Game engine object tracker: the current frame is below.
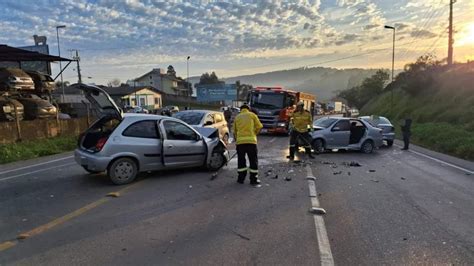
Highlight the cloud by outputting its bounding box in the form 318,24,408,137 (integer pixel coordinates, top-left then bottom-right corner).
364,24,380,30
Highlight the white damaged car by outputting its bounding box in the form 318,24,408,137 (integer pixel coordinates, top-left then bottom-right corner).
73,84,230,185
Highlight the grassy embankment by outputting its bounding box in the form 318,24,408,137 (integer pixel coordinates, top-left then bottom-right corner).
361,63,474,160
0,135,77,164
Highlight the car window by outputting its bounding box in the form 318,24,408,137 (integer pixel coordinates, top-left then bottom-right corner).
332,120,350,131
122,120,159,139
313,117,337,128
173,112,204,125
350,120,364,127
214,113,223,123
163,120,197,141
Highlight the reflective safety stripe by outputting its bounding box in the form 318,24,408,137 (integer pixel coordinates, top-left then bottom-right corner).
237,167,248,172
249,169,259,173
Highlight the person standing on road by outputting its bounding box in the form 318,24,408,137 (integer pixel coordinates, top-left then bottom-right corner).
288,101,315,160
232,103,263,187
224,106,233,134
401,118,412,150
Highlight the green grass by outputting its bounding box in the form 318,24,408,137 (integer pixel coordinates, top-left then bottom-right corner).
361,84,474,161
0,136,77,164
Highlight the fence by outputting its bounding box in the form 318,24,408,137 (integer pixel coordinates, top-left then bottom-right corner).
0,117,90,144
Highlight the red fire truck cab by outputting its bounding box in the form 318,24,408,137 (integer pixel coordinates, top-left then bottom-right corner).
248,87,316,134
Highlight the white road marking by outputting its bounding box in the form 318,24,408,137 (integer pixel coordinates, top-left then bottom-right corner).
394,144,474,174
269,137,276,143
0,162,76,182
0,155,74,176
306,165,334,266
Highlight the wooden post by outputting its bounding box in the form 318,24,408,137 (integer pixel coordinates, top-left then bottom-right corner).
13,104,22,142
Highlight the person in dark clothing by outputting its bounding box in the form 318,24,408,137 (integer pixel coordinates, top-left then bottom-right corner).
401,118,412,150
223,106,232,123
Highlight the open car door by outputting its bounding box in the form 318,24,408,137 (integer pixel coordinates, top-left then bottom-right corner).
71,83,123,119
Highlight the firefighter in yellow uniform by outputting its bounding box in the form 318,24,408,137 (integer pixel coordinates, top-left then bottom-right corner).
232,103,263,186
289,101,315,160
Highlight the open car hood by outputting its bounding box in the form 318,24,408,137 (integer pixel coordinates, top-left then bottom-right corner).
193,126,219,139
71,83,123,119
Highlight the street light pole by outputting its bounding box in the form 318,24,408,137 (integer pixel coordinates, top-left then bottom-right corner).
384,25,395,114
56,25,66,102
186,56,190,97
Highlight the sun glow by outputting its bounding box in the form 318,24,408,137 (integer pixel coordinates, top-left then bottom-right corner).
457,23,474,46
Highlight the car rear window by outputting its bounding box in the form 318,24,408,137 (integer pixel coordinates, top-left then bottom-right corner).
174,112,204,125
122,120,160,139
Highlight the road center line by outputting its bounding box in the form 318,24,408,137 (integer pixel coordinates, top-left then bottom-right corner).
306,165,334,266
0,180,144,253
393,144,474,174
0,155,74,176
0,162,77,182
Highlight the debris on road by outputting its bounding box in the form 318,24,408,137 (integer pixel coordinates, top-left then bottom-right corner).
210,173,218,180
370,179,380,183
22,218,27,222
333,171,342,175
106,192,120,198
322,161,333,165
310,207,327,215
188,185,193,189
272,174,279,179
288,169,294,173
347,172,351,176
368,169,376,172
306,176,316,181
284,176,292,181
347,161,362,167
230,230,251,241
50,194,54,198
331,165,338,168
401,177,406,180
17,233,30,240
403,238,408,241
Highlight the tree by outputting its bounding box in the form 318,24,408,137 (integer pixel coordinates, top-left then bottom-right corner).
107,78,121,87
167,65,176,77
197,71,224,85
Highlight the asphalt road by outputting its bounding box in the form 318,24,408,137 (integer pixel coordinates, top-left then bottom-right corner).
0,135,473,265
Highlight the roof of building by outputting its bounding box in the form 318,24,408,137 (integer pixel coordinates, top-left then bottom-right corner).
101,85,163,96
0,44,72,62
134,68,183,82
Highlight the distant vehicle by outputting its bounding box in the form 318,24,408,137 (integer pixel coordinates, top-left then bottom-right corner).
13,94,57,120
128,106,149,114
73,84,229,185
310,117,384,154
0,68,35,91
25,71,56,94
349,108,359,117
248,86,316,134
333,101,343,113
174,110,230,143
360,115,395,146
164,105,179,114
0,96,24,121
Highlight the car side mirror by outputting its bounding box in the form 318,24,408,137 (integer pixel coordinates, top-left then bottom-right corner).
195,134,202,141
204,121,213,126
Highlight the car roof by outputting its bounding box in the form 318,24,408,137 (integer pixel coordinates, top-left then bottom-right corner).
176,110,220,114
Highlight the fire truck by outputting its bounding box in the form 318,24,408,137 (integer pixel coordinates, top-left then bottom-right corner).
247,86,316,134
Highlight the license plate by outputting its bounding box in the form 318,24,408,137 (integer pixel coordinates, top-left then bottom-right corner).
261,129,268,133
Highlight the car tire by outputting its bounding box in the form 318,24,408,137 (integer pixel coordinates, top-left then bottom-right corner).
208,152,226,171
312,139,325,154
361,140,374,154
386,140,394,147
108,157,138,185
82,166,101,174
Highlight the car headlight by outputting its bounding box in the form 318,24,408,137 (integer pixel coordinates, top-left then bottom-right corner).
277,122,286,127
3,106,11,113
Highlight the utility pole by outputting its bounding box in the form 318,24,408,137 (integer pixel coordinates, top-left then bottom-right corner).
447,0,455,66
70,49,82,84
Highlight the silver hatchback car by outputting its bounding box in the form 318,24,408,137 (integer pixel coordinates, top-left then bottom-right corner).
310,117,384,154
73,84,230,185
173,110,230,143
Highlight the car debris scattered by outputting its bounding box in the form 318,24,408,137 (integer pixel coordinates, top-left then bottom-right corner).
106,192,120,198
368,169,376,172
401,177,406,180
284,176,292,181
310,207,327,215
333,171,342,175
370,179,379,183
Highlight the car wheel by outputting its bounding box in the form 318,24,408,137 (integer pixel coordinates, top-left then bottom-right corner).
361,140,374,154
108,158,138,185
208,152,225,171
82,166,101,174
386,140,394,147
312,139,325,154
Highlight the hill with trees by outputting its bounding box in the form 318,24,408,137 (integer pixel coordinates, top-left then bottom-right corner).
338,57,474,160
